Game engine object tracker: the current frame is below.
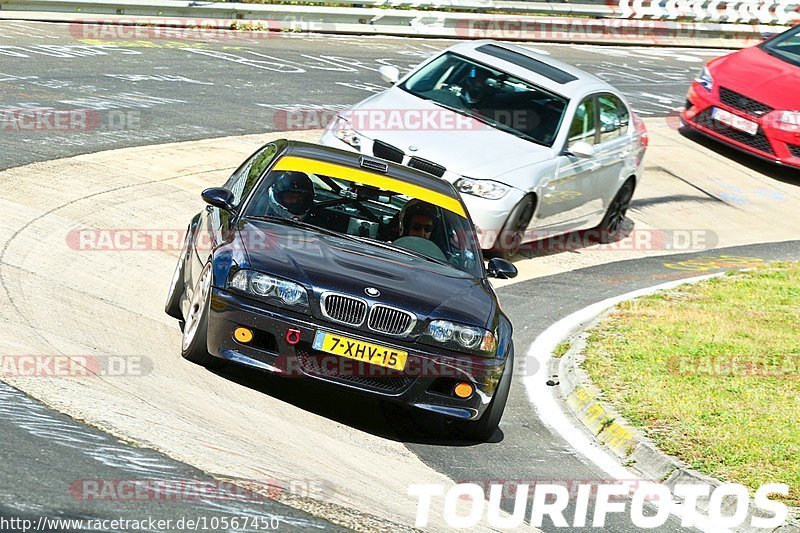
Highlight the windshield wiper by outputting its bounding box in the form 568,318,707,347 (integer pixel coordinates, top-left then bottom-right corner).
247,216,451,266
246,215,355,240
349,235,451,266
345,235,413,255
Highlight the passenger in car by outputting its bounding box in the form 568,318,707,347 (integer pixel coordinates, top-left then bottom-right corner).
399,200,438,240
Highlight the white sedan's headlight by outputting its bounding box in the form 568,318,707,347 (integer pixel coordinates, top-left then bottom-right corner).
333,116,361,149
455,177,509,200
229,270,308,308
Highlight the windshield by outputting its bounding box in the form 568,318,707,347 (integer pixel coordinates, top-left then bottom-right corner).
399,52,569,147
242,156,483,278
760,25,800,67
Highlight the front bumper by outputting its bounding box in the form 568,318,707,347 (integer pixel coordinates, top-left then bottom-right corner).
681,82,800,169
319,129,523,250
207,288,507,421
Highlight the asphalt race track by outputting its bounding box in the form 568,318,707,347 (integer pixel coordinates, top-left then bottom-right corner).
1,20,798,533
0,21,723,170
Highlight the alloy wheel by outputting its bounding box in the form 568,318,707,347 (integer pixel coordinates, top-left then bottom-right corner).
182,266,212,352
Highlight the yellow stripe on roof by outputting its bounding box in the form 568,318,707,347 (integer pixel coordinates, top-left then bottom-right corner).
273,156,467,218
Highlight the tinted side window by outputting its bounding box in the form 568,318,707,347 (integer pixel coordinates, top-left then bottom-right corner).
224,144,278,208
568,97,597,147
598,94,629,143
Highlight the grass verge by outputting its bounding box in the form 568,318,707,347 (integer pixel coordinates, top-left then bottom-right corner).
582,261,799,505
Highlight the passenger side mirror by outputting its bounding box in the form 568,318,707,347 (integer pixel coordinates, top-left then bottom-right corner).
487,258,518,279
379,65,401,85
567,141,596,159
201,187,235,211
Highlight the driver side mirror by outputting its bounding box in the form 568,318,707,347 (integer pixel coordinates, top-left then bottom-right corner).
379,65,400,85
567,141,597,159
487,258,518,279
201,187,235,211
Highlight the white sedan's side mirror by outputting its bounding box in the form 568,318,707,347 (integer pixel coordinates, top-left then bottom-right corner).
379,65,401,85
569,141,596,159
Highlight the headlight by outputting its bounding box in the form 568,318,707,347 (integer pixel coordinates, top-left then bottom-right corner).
229,269,309,309
425,319,497,356
771,110,800,133
695,66,713,92
455,177,509,200
333,116,361,149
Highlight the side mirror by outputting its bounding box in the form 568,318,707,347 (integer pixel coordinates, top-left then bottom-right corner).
201,187,235,211
487,258,518,279
568,141,596,159
379,65,400,85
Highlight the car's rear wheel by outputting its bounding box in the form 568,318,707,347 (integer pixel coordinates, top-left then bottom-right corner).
490,195,535,259
593,179,634,244
180,263,222,369
453,349,513,442
164,230,189,320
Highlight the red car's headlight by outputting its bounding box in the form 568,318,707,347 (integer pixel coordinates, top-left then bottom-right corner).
764,110,800,133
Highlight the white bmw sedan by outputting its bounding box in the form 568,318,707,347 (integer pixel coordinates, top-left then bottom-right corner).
321,40,648,258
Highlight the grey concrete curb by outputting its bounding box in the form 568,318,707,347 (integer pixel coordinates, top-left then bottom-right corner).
0,0,792,48
553,287,800,532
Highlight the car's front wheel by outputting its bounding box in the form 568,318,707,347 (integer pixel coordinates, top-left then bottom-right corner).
453,349,513,442
490,195,535,259
180,263,221,369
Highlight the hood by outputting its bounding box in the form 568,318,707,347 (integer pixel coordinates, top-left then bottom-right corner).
238,220,497,329
345,88,555,183
710,46,800,110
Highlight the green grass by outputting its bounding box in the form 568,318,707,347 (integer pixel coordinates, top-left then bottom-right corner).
582,262,800,505
553,340,571,358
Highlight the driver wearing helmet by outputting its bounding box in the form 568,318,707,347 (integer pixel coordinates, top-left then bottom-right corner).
264,171,315,220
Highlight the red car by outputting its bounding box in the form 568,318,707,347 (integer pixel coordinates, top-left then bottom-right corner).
681,24,800,169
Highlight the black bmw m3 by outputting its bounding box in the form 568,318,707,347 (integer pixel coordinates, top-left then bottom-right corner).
165,139,518,440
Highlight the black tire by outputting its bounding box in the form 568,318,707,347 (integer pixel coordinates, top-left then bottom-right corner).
453,349,514,442
180,264,222,369
593,179,634,244
165,229,190,320
489,196,535,260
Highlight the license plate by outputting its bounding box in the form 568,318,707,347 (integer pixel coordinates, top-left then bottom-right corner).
312,331,407,371
711,107,758,135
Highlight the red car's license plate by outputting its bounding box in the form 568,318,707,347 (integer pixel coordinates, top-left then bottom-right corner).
711,107,758,136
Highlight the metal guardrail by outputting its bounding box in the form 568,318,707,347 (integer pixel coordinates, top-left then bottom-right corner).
0,0,617,16
0,0,796,48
